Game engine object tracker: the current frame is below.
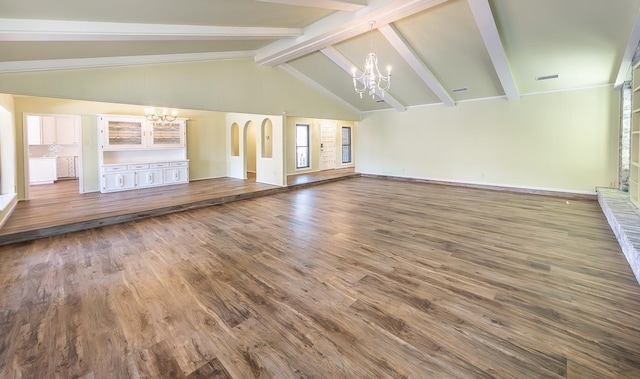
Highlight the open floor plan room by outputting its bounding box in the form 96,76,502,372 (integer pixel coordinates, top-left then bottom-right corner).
1,177,639,378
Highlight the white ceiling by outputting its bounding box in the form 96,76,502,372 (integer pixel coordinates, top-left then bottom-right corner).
1,0,640,113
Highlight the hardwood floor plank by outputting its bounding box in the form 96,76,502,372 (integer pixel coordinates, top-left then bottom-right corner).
1,177,639,378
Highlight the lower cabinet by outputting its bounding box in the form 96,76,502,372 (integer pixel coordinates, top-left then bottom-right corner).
29,157,58,185
101,160,188,193
103,171,136,191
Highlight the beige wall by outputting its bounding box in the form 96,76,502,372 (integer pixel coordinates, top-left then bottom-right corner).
286,117,356,175
356,86,620,193
0,94,16,195
13,96,227,198
0,59,360,121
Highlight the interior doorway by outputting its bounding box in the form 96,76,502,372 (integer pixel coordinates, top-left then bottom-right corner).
23,113,82,200
244,121,257,181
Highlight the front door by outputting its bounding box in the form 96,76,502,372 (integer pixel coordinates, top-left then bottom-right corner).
320,123,336,171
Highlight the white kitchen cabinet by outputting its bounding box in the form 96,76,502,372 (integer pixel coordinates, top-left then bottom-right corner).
97,114,189,193
137,169,164,188
29,157,57,185
100,160,188,193
163,162,189,184
100,115,147,150
28,115,78,145
56,116,78,144
56,156,78,179
150,122,186,148
102,169,136,192
41,116,57,145
99,115,186,151
27,115,42,145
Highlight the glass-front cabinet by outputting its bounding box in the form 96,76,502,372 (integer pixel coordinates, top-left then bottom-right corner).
150,121,185,148
99,116,186,150
100,115,147,150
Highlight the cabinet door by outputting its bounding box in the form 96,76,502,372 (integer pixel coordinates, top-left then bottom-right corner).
27,115,42,145
41,116,57,145
103,172,136,192
163,167,188,184
29,158,57,184
100,116,147,150
56,116,77,145
56,157,70,178
137,169,164,188
149,120,185,148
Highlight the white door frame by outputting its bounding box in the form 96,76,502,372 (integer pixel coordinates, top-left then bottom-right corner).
22,113,83,200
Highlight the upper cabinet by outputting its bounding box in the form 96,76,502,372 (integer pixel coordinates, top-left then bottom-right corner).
99,115,186,151
27,114,79,145
100,115,147,150
150,122,185,148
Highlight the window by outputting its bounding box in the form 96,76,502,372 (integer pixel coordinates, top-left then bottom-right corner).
231,123,239,156
296,124,309,169
342,126,352,164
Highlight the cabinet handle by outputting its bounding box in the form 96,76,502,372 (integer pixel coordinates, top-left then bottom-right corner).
148,172,153,184
118,174,124,187
173,170,179,181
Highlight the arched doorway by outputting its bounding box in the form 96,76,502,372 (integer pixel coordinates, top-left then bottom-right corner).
243,121,256,181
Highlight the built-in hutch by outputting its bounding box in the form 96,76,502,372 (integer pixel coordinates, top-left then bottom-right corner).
97,114,188,193
631,63,640,207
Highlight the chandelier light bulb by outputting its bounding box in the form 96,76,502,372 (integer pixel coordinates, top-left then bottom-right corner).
352,20,392,100
144,107,178,125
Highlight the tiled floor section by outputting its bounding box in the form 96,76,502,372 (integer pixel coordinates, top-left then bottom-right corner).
597,187,640,285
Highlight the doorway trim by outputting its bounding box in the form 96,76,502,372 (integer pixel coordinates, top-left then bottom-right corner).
22,113,83,200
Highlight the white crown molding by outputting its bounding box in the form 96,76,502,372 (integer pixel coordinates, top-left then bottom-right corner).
255,0,449,66
255,0,366,12
0,51,256,73
0,18,302,41
279,64,362,115
466,0,519,101
320,46,406,112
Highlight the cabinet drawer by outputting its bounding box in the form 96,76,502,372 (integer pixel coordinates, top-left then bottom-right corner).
150,162,170,168
170,161,188,167
103,165,128,172
127,163,149,170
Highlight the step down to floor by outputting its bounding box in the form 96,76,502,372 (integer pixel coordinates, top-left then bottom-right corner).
597,187,640,285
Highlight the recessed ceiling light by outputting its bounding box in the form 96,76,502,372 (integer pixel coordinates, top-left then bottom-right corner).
452,87,468,93
536,74,559,81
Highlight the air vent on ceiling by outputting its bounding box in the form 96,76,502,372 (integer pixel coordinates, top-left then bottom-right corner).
452,87,468,93
536,74,559,81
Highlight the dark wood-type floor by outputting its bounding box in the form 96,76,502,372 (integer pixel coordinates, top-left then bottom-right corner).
0,168,357,245
1,177,640,378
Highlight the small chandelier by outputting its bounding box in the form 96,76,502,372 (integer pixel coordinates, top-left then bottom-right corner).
144,107,177,124
351,21,391,99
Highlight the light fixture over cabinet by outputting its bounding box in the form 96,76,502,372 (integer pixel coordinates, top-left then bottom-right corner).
144,107,178,124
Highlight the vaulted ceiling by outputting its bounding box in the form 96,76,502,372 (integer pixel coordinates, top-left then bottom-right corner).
2,0,640,113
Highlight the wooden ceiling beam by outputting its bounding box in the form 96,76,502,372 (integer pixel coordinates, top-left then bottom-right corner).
255,0,366,12
255,0,449,66
378,23,455,107
466,0,519,101
0,18,302,41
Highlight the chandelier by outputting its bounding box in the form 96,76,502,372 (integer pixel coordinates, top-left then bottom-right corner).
144,107,178,124
351,21,391,99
